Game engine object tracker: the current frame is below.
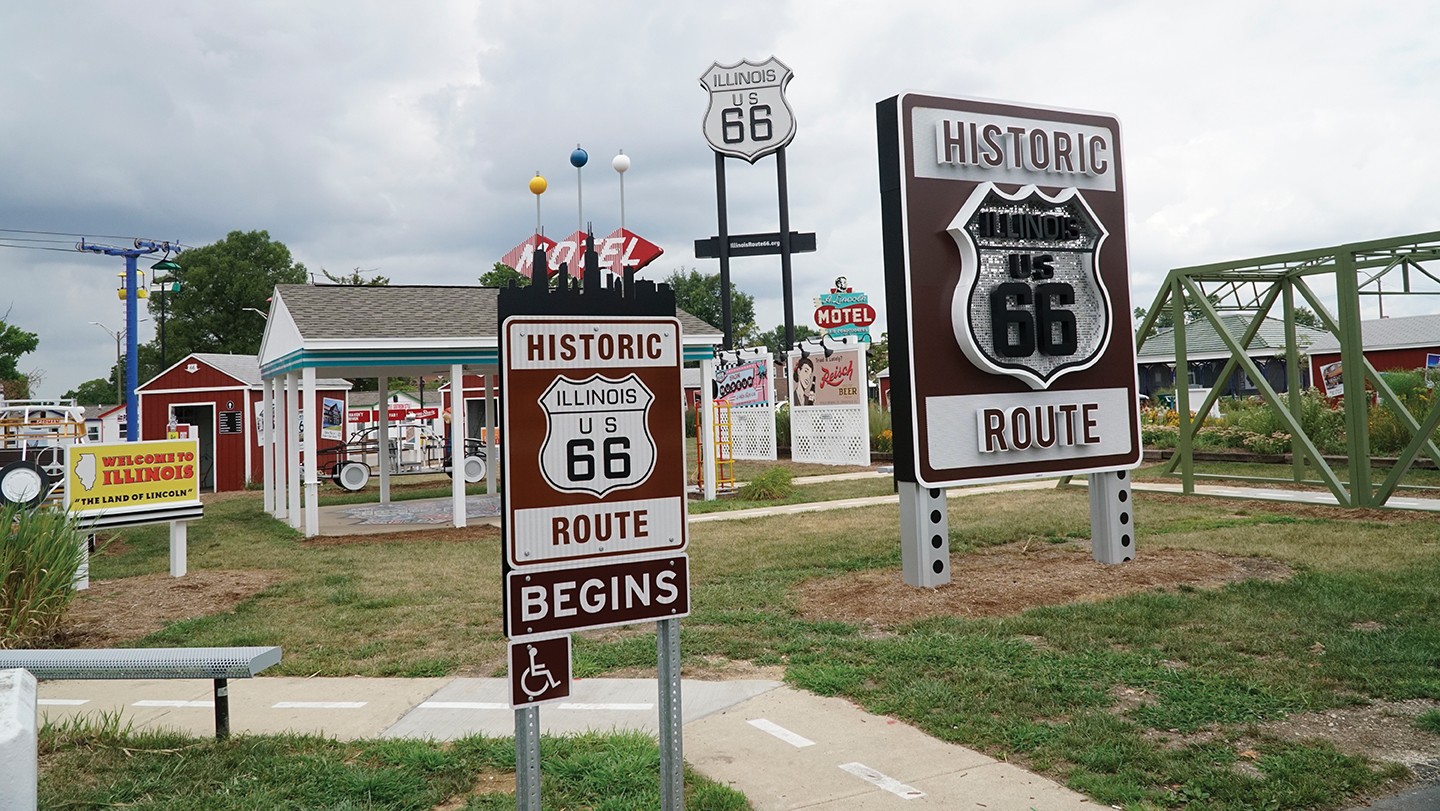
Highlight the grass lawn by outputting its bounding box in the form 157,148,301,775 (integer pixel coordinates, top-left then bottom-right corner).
55,467,1440,809
39,720,748,810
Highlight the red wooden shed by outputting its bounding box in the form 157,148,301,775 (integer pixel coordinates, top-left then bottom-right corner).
137,353,351,492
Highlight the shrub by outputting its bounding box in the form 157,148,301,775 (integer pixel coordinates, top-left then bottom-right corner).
868,403,892,453
2,505,88,648
775,404,790,448
738,467,793,501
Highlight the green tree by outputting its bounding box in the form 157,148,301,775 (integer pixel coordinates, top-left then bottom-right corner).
1293,306,1322,329
479,262,530,287
757,323,820,357
321,267,389,286
0,314,39,382
664,268,757,346
142,230,307,375
63,378,115,406
866,333,889,383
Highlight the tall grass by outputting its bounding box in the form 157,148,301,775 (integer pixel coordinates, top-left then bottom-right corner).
1,504,87,648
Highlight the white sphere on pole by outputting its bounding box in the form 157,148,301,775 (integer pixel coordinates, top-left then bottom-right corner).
612,152,631,174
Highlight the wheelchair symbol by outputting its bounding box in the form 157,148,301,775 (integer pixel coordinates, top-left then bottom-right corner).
519,643,561,699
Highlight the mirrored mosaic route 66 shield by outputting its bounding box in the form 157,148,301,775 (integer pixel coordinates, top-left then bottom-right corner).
502,317,688,569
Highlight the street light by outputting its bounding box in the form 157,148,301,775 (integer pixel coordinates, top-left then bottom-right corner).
151,259,182,369
90,320,146,405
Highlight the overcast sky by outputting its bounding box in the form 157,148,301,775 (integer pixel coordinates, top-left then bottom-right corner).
3,1,1438,398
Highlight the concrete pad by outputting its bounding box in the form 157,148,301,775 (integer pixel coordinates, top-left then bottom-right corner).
35,677,448,739
382,678,780,740
686,686,1106,811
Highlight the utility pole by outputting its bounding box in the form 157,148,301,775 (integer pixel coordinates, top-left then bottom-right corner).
78,239,181,441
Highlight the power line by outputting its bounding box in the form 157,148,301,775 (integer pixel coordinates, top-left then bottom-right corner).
0,242,84,254
0,226,180,243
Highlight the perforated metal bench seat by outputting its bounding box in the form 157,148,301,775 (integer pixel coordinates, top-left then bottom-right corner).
0,646,282,738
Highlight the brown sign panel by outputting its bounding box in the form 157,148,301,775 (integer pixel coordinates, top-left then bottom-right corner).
508,635,572,708
877,93,1141,487
501,316,688,568
505,554,690,638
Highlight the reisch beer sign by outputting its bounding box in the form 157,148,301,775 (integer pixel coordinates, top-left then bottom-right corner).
877,93,1141,487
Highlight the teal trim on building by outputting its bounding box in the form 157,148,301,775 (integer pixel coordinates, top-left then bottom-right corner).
261,345,716,379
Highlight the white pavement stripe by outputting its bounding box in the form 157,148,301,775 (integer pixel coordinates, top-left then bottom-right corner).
557,702,652,711
38,699,89,706
272,701,368,709
134,700,214,708
746,718,815,748
419,701,510,710
838,762,925,800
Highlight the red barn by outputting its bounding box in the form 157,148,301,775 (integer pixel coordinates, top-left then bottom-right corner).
137,353,351,492
1307,313,1440,396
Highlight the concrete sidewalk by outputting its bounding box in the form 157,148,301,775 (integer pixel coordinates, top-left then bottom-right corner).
34,676,1106,810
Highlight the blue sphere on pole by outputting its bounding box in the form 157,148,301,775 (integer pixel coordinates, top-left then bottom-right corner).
570,146,589,168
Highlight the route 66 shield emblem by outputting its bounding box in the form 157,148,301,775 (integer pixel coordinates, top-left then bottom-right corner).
947,183,1112,390
539,374,656,498
699,56,797,163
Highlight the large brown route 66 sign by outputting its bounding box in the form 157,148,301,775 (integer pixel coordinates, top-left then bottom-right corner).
501,316,688,569
877,93,1142,487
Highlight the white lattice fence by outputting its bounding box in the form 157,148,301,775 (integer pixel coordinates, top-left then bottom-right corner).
729,405,776,460
791,405,870,466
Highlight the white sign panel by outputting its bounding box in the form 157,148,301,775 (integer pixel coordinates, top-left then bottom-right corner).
699,56,797,163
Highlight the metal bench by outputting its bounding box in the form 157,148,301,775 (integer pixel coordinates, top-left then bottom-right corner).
0,646,281,739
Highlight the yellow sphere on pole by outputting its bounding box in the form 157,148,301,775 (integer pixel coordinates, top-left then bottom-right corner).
529,173,547,195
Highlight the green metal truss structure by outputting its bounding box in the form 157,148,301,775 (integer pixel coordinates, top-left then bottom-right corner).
1134,230,1440,507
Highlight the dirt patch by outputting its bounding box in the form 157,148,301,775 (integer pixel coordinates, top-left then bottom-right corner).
58,570,283,647
303,524,501,546
1264,699,1440,778
432,766,514,810
795,543,1291,628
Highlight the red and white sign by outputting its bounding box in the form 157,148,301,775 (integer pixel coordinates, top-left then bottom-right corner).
814,302,876,329
499,229,664,279
347,407,439,424
501,316,688,569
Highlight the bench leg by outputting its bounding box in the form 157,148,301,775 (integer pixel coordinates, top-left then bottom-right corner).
213,678,229,740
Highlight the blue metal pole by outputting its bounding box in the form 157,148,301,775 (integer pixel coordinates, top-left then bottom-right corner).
125,252,139,441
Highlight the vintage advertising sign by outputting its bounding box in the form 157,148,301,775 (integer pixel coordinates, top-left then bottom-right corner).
813,277,876,343
64,438,201,515
502,316,688,568
790,347,864,407
699,56,797,163
499,230,663,280
508,635,572,708
713,348,771,407
877,93,1141,486
506,554,690,638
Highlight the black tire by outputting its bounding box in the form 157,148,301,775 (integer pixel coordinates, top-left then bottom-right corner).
336,461,371,492
0,460,50,509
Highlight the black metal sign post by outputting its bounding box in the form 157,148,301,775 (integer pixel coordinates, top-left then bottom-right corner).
699,56,802,349
498,236,688,811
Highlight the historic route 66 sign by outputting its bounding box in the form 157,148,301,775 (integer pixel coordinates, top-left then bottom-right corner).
699,56,797,162
949,183,1111,390
539,373,657,498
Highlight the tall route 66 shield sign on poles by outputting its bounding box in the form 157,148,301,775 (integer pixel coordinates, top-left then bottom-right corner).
877,93,1142,487
699,56,797,163
502,317,688,571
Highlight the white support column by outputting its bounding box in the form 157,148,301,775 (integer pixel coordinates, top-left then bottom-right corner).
286,373,301,530
485,373,496,495
74,537,90,591
303,366,320,537
273,376,289,521
169,521,188,577
378,376,391,505
700,358,717,501
261,377,275,515
451,364,466,527
1088,470,1135,564
0,669,38,810
899,482,950,588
